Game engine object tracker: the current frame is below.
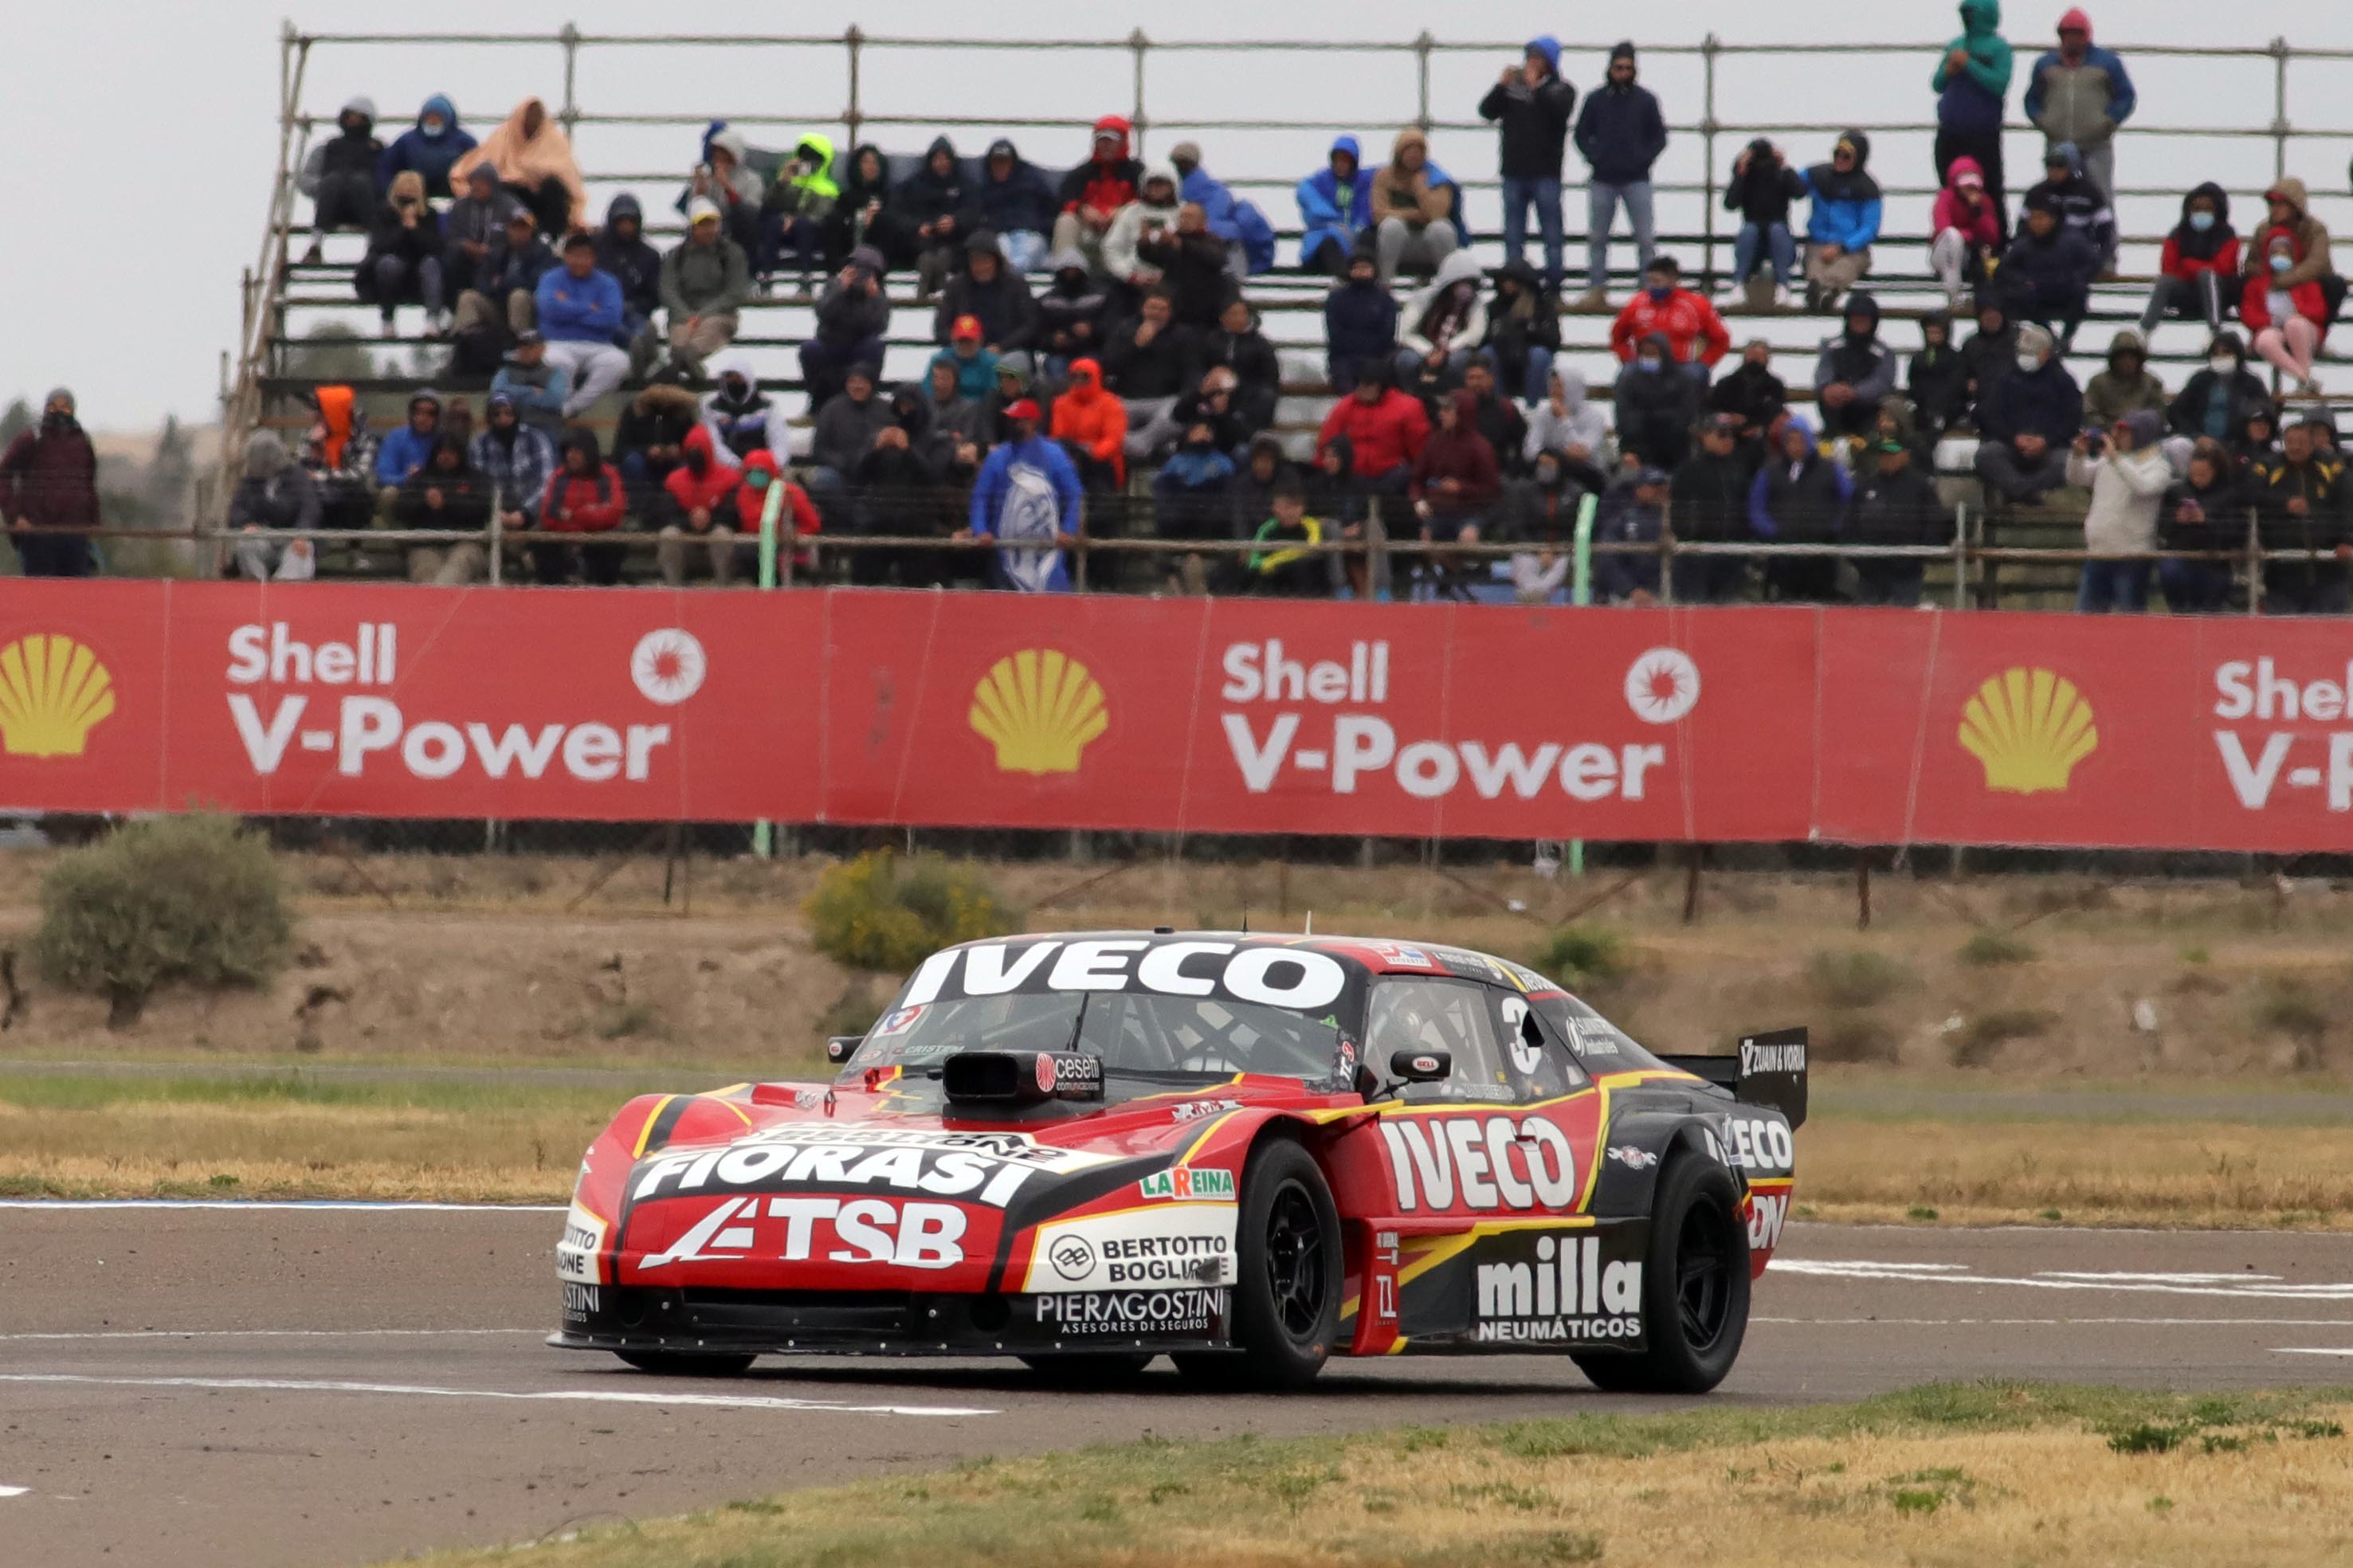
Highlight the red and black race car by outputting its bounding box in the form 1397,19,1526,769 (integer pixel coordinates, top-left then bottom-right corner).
552,931,1804,1392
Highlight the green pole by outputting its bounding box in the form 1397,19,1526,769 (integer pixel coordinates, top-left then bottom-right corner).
751,481,785,860
1567,492,1598,876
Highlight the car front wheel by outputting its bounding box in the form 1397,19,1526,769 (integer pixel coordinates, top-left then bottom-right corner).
1175,1138,1340,1390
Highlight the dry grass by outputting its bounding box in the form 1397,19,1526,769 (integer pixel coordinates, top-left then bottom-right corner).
390,1385,2353,1567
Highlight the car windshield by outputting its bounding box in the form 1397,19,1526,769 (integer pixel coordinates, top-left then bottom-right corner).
842,990,1343,1107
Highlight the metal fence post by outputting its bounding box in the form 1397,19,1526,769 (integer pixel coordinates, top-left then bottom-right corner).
559,23,581,146
1130,28,1150,155
2245,509,2263,616
845,25,865,150
2270,37,2290,182
1951,504,1969,609
1700,33,1720,287
486,505,504,585
1414,31,1433,132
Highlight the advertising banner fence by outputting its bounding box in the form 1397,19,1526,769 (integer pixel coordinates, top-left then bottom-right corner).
6,581,2347,854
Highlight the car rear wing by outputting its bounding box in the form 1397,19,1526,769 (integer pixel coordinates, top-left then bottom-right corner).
1659,1026,1807,1130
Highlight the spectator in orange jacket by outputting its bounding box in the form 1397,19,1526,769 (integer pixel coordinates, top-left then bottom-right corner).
1608,257,1729,384
1050,357,1129,488
657,425,746,585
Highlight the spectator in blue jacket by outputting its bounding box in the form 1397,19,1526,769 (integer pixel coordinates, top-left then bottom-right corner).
1479,37,1578,292
1298,137,1375,274
534,233,629,417
372,389,442,517
1170,143,1277,276
1324,241,1400,395
1573,41,1668,308
976,139,1058,274
1800,132,1881,313
2025,8,2135,200
1974,323,2083,503
489,331,571,437
2021,142,2116,269
378,95,476,198
959,399,1082,592
1933,0,2014,229
1747,415,1853,602
1997,189,2100,349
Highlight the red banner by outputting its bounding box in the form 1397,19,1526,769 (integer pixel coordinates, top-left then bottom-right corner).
3,580,2347,854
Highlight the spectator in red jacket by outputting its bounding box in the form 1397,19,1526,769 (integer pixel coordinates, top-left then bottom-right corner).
2242,182,2332,394
1316,359,1432,508
732,449,822,576
2141,183,2239,344
1051,116,1143,270
1608,257,1729,385
1929,157,2002,312
657,425,747,586
0,389,100,577
1412,390,1502,590
534,429,629,585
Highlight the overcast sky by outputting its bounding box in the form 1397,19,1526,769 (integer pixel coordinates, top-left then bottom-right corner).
8,0,2352,431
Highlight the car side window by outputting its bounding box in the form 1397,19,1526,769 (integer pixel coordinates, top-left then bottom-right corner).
1494,990,1588,1102
1366,978,1516,1103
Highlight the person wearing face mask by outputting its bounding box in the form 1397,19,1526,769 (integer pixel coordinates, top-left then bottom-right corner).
378,95,476,202
1747,415,1850,602
657,426,747,586
535,429,629,587
2143,185,2239,342
700,354,790,461
2241,179,2336,395
1972,323,2082,505
2167,333,2277,453
394,435,492,584
1395,249,1492,398
2068,409,2171,613
1956,292,2022,424
1614,331,1702,471
1610,257,1731,386
300,96,384,264
1708,339,1787,451
1799,131,1881,313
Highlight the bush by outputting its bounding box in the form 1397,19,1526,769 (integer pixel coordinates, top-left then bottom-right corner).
1805,949,1915,1009
1950,1008,2057,1067
33,813,295,1028
805,850,1012,973
1527,923,1629,993
1959,929,2038,967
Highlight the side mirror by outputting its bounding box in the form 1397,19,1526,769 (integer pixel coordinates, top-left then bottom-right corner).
824,1034,862,1064
1390,1049,1453,1083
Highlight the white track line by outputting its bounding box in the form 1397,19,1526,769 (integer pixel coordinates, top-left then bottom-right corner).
1769,1259,2353,1302
0,1200,564,1212
0,1328,541,1343
0,1373,994,1417
2273,1348,2353,1358
0,1486,26,1499
1761,1316,2353,1327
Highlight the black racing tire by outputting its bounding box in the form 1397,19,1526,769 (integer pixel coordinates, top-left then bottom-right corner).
1573,1151,1750,1394
1018,1352,1157,1383
615,1349,759,1377
1174,1138,1341,1391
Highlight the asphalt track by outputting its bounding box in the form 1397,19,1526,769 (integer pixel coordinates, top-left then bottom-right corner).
5,1206,2352,1568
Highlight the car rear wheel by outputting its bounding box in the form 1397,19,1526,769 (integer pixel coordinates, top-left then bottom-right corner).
1174,1139,1340,1391
1573,1151,1750,1394
1018,1352,1156,1382
616,1349,758,1377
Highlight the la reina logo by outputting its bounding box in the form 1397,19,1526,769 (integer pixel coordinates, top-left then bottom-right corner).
0,633,116,760
968,649,1108,775
1958,667,2097,794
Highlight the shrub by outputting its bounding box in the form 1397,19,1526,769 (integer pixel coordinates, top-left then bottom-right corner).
1959,929,2037,966
1950,1008,2057,1067
1814,1013,1899,1064
1528,923,1629,992
1805,949,1915,1009
805,850,1012,973
32,813,295,1028
2252,978,2328,1045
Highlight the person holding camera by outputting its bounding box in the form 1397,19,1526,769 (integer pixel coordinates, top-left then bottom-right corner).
2067,409,2171,613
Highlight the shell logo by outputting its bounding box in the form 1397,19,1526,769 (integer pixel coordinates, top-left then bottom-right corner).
1958,667,2097,794
0,633,116,759
969,649,1108,775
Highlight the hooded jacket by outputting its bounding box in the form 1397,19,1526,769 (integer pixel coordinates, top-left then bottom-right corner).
228,433,321,534
1482,260,1561,368
701,355,791,459
1573,45,1669,184
1708,357,1789,435
308,96,382,186
1102,165,1186,281
2083,331,2168,427
810,382,896,477
1958,309,2022,413
833,143,908,260
1316,378,1432,477
469,400,558,519
1049,359,1129,482
1137,219,1238,329
1401,250,1492,358
2159,184,2240,283
2025,13,2138,148
1324,259,1400,369
763,132,841,221
613,381,702,487
1037,252,1113,355
1908,315,1970,433
971,432,1082,594
936,254,1037,350
1934,0,2014,137
1297,135,1376,265
1669,440,1753,546
2168,346,2274,445
1724,140,1806,228
2067,422,2173,556
378,95,476,195
1614,334,1700,468
1802,132,1883,251
2022,143,2116,255
693,125,768,213
660,230,752,318
1412,392,1502,516
489,348,571,435
1932,158,2004,249
539,430,627,534
1059,116,1142,216
662,425,743,519
1371,130,1454,229
1998,217,2100,319
977,139,1058,234
394,436,492,532
733,450,822,538
595,194,663,316
897,136,974,234
1747,418,1853,543
813,248,894,347
449,97,586,227
2243,178,2334,295
443,178,522,278
1814,294,1898,405
1610,281,1731,366
375,393,443,486
1479,37,1578,179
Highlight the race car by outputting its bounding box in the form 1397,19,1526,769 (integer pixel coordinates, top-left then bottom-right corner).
551,931,1804,1392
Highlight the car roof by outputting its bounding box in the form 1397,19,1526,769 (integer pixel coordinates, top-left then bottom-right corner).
948,930,1567,995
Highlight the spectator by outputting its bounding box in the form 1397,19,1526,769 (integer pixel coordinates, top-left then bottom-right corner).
2159,437,2245,612
1370,129,1461,286
356,171,445,339
1724,139,1806,312
1479,260,1561,406
533,429,628,586
1957,292,2022,421
453,208,554,346
612,374,701,515
1615,331,1701,470
1297,135,1375,275
1708,339,1787,446
1242,481,1332,598
1102,290,1200,461
935,233,1038,352
1168,143,1277,277
1152,421,1240,592
1480,36,1578,292
443,163,520,297
1324,241,1399,395
900,136,975,298
441,394,477,449
743,447,825,576
657,426,747,587
1908,312,1969,441
1459,359,1527,477
1672,414,1758,602
594,194,663,374
981,353,1053,448
1203,297,1282,443
2142,184,2238,342
1037,249,1113,377
659,199,751,375
1505,449,1592,603
1227,435,1294,540
1930,157,2002,312
1799,131,1881,313
1411,390,1500,590
1395,250,1490,392
0,390,98,578
679,126,765,264
304,388,377,530
833,143,912,270
534,232,629,417
2241,179,2335,395
469,392,557,541
1594,468,1673,604
225,431,320,583
1053,117,1143,270
490,331,569,438
2069,410,2172,612
1316,359,1432,508
1609,257,1731,385
929,316,1001,403
2024,9,2135,200
2022,143,2115,269
962,399,1084,592
1998,190,2099,349
300,97,383,263
2253,417,2353,613
853,405,955,586
377,94,475,201
2232,404,2283,479
1525,366,1614,476
1050,359,1128,489
701,354,790,461
761,133,842,293
2083,330,2167,433
973,139,1058,275
803,245,892,409
1139,204,1236,330
1573,42,1668,310
1103,165,1185,291
1974,323,2081,504
1846,434,1945,606
1813,293,1897,445
394,434,492,584
1174,367,1253,459
925,359,990,460
805,364,894,533
2167,331,2275,450
1748,416,1851,602
449,97,585,237
372,389,441,519
1933,0,2014,229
